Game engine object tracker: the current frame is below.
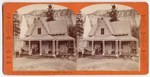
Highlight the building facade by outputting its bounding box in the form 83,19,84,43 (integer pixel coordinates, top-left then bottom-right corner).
82,17,138,57
20,17,75,57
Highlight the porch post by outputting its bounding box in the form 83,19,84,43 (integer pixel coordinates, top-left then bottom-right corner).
81,40,84,57
102,40,105,55
119,41,122,55
91,40,94,55
56,40,58,55
115,41,119,57
29,41,31,55
52,40,56,57
73,40,76,56
39,40,42,55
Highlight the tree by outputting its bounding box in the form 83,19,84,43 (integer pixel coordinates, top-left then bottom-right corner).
131,26,139,40
75,11,84,52
46,4,54,21
68,11,84,40
13,11,21,37
68,25,76,39
13,11,22,54
108,4,118,22
75,11,84,37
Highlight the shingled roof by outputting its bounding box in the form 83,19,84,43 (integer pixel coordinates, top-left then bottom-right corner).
22,17,74,41
111,20,131,35
88,17,131,36
25,17,68,36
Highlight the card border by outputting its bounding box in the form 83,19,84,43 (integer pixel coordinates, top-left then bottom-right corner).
3,2,148,75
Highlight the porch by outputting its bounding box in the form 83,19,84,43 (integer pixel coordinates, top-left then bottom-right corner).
20,35,76,57
81,35,138,57
53,35,76,56
20,35,56,57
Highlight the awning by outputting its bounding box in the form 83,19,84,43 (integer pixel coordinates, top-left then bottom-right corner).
116,36,138,41
83,35,117,41
53,35,74,41
20,35,54,41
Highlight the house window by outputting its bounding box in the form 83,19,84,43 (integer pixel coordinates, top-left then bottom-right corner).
101,28,104,35
38,28,41,34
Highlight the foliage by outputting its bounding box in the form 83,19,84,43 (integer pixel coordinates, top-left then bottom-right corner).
46,4,54,21
68,25,77,39
13,11,21,37
131,26,139,40
68,12,84,39
108,5,118,22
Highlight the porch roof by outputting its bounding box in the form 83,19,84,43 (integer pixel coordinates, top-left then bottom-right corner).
53,35,74,41
20,35,54,41
116,36,138,41
83,35,117,41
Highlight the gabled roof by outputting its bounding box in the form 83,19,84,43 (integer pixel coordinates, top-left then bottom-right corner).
25,17,68,36
88,17,131,36
25,18,47,36
88,18,114,36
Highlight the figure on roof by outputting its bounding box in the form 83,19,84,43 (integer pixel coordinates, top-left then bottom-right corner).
108,4,118,22
46,4,54,21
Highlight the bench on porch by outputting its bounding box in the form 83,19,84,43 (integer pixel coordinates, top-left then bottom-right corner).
81,48,92,57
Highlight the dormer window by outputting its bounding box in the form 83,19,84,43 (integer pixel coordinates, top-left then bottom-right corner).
101,28,104,35
38,28,41,34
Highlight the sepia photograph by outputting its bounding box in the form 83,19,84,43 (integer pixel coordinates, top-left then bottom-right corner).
77,4,140,71
13,4,140,71
13,4,77,71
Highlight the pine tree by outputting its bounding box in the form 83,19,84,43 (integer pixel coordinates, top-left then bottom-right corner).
13,11,21,37
75,11,84,52
75,11,84,37
108,5,118,22
46,4,54,21
13,11,22,53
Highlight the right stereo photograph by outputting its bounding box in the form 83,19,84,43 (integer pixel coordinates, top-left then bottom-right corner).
77,4,140,71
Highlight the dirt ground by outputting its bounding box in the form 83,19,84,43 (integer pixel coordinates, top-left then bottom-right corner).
13,57,76,71
13,56,139,71
77,57,140,71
